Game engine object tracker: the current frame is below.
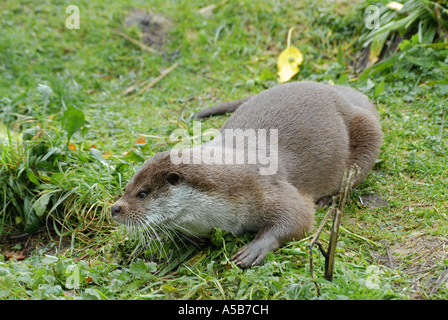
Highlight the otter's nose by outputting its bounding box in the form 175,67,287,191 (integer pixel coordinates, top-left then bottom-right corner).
111,205,122,217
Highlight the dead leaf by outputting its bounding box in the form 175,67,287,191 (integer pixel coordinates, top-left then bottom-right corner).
135,136,146,144
277,28,303,83
277,46,303,83
4,251,26,261
68,144,76,151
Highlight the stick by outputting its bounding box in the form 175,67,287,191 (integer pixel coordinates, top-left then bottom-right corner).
309,199,336,279
309,166,359,282
139,63,179,93
324,208,342,281
430,268,448,295
324,169,357,281
124,63,179,100
117,30,159,54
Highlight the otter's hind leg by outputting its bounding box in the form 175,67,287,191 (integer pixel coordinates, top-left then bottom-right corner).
234,186,315,268
347,110,383,188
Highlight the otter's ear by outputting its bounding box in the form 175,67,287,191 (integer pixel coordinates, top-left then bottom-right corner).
166,172,181,185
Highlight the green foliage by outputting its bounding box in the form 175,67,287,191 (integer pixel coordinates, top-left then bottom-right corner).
0,234,404,300
0,86,135,237
61,105,85,147
0,253,160,299
0,0,447,301
357,0,448,80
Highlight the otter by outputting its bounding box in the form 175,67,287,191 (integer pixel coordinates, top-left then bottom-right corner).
111,81,383,268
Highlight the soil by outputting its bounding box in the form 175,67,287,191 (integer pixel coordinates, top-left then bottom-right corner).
0,229,72,260
124,9,172,48
372,231,448,299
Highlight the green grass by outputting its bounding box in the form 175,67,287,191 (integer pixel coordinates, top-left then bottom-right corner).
0,0,447,300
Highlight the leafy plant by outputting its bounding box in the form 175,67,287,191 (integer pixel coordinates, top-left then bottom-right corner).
355,0,448,84
357,0,448,67
0,83,125,237
61,105,85,148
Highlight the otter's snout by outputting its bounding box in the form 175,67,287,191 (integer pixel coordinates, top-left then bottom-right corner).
111,205,122,218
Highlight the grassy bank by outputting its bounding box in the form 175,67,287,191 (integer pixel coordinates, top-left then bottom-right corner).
0,0,447,300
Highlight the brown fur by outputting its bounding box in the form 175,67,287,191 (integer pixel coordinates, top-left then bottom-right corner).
191,97,251,119
112,81,383,268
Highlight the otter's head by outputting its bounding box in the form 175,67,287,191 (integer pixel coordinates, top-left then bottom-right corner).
110,151,229,237
111,152,186,227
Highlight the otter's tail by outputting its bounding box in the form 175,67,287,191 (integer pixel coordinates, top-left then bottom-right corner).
191,97,251,119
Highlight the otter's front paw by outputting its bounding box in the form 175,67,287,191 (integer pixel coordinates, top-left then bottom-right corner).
233,242,269,268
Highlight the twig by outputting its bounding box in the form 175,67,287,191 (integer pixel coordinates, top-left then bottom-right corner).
309,199,336,279
73,253,89,262
120,84,138,96
309,166,359,282
117,30,158,54
430,268,448,295
139,63,179,93
5,227,47,240
125,63,179,100
324,208,342,281
339,226,379,247
326,168,358,281
309,239,327,280
116,30,233,86
386,249,395,269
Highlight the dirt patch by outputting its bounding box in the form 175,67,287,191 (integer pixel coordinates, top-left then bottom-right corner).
0,229,72,260
124,9,172,48
374,232,448,298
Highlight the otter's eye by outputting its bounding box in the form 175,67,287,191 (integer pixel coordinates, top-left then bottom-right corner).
137,192,147,200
